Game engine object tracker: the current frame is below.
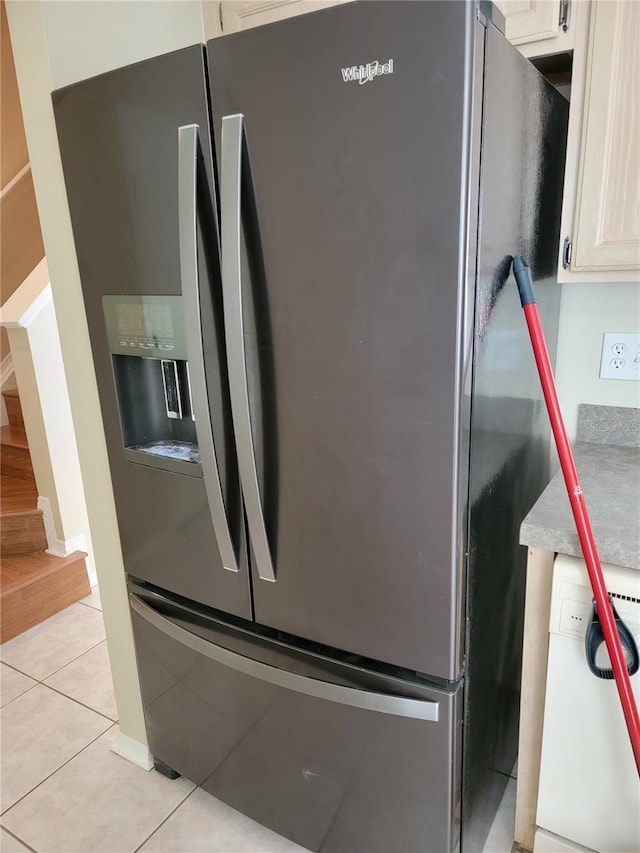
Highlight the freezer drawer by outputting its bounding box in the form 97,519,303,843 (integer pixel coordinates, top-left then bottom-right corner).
130,590,462,853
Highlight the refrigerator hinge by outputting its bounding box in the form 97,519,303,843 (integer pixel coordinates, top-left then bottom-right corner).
476,1,505,34
559,0,571,33
562,236,573,269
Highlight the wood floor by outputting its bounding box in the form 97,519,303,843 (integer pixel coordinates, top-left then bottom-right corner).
1,388,89,643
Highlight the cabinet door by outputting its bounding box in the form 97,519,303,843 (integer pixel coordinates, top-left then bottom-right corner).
495,0,561,44
571,1,640,272
217,0,348,35
494,0,574,58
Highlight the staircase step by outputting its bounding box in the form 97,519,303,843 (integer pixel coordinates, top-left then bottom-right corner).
2,389,24,428
1,476,46,554
1,424,28,449
1,472,38,512
0,550,90,643
1,510,47,556
0,426,33,479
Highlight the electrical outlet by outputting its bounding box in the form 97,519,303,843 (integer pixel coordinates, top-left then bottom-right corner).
599,332,640,381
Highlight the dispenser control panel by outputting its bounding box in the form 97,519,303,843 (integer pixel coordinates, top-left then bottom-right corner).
103,295,187,360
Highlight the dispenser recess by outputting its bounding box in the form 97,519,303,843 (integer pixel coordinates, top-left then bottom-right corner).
104,295,201,476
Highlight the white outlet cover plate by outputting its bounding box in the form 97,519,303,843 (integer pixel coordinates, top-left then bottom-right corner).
599,332,640,381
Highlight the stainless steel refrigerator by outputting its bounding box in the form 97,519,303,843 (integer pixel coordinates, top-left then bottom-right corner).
53,2,568,850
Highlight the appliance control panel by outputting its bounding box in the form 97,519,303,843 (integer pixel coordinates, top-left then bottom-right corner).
103,295,187,361
550,554,640,641
558,597,593,638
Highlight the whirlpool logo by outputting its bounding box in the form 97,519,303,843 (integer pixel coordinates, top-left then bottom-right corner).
341,59,394,85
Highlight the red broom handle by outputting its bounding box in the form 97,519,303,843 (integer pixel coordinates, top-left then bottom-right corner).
512,255,640,775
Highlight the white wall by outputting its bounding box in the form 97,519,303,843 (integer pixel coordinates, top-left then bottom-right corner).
41,0,204,89
6,0,205,753
555,282,640,441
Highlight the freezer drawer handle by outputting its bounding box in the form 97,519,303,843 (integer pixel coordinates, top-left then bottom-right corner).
178,123,239,573
220,113,275,583
131,594,440,721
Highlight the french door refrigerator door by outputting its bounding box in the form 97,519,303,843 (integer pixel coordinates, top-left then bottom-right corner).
53,46,252,619
208,0,480,678
130,584,462,853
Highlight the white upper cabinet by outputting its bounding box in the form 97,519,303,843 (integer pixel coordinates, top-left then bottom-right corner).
498,1,639,280
566,0,640,276
207,1,348,37
495,0,574,56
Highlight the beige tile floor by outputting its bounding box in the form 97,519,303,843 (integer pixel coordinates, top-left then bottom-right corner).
0,590,516,852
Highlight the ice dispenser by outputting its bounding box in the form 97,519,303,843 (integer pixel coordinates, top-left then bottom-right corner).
104,295,200,475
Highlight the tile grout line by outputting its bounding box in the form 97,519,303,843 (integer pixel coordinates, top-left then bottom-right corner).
132,786,199,853
78,599,102,613
0,681,39,710
0,723,117,819
0,824,39,853
41,638,109,681
2,644,118,721
1,637,108,684
38,680,118,724
0,661,38,678
1,600,107,678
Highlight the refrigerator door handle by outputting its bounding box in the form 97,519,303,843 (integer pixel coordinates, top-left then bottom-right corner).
220,113,275,583
178,123,239,574
130,594,440,721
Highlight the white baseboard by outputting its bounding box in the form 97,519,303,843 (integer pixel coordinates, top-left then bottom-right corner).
110,733,153,771
38,495,97,586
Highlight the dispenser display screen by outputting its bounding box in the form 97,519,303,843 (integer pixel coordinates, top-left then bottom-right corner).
103,295,187,360
115,303,174,349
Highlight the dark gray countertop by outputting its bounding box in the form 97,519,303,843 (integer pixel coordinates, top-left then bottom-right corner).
520,405,640,570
